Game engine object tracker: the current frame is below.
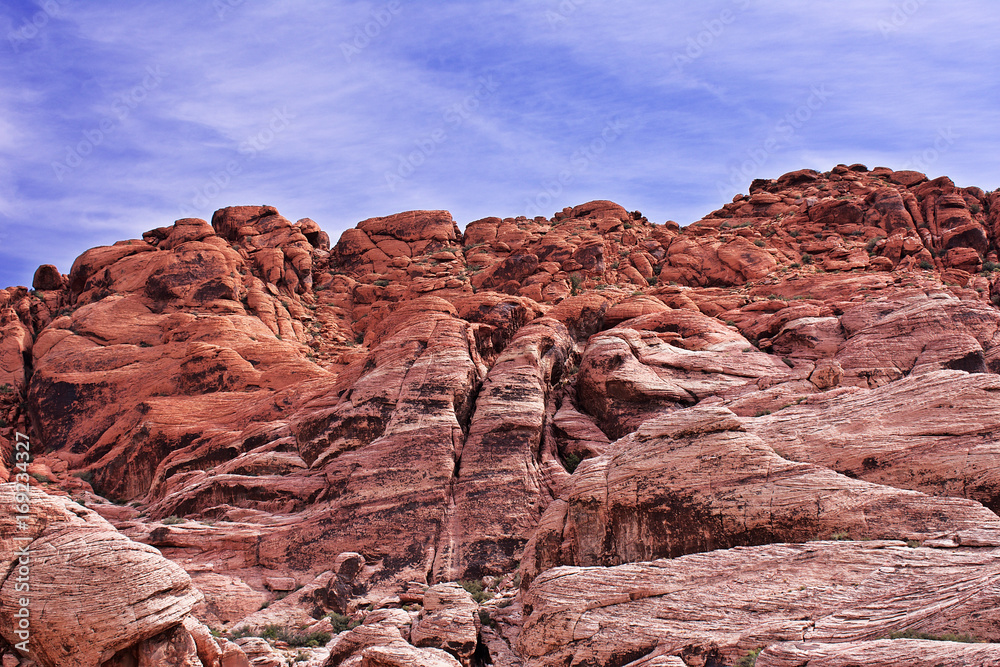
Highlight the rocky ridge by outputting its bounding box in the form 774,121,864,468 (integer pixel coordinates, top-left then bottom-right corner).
2,165,1000,665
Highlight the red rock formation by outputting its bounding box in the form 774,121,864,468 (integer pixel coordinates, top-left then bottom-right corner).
4,164,1000,665
520,542,1000,665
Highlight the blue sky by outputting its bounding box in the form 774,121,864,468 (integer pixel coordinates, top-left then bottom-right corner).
1,0,999,289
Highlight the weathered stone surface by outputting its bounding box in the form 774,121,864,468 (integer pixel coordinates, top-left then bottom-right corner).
134,623,203,667
523,405,1000,583
360,645,463,667
440,319,572,580
0,485,202,667
6,166,1000,667
834,294,1000,385
756,639,1000,666
357,210,458,243
231,638,282,667
410,584,479,665
577,310,789,439
31,265,62,292
520,542,1000,666
747,369,1000,511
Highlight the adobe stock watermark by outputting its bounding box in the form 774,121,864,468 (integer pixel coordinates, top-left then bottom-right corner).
7,0,65,53
672,0,753,72
51,65,165,182
10,431,33,656
213,0,245,20
384,75,500,192
899,128,959,172
544,0,586,28
877,0,928,38
716,84,833,199
523,116,627,219
340,1,402,62
177,107,295,218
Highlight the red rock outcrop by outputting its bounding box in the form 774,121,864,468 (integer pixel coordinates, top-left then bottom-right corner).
522,405,1000,584
0,483,225,667
4,164,1000,666
757,639,1000,666
520,542,1000,666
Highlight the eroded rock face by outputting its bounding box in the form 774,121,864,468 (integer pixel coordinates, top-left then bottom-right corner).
519,542,1000,666
757,639,1000,667
577,310,789,439
746,369,1000,511
4,165,1000,666
0,484,202,667
410,584,479,665
522,405,1000,584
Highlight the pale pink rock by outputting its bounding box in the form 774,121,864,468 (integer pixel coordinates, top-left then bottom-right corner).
0,484,202,667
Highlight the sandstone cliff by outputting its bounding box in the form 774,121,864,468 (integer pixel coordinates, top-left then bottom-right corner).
3,164,1000,665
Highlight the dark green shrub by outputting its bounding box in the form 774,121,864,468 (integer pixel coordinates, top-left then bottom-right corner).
734,647,762,666
327,612,359,634
459,580,494,603
478,609,496,629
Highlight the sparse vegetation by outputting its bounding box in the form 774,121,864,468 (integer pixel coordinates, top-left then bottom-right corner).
459,579,494,604
30,472,50,483
162,515,186,525
801,253,813,264
569,273,583,296
969,203,982,214
831,531,851,541
230,624,333,647
327,612,361,634
733,647,762,667
478,608,497,629
563,452,582,473
919,259,934,270
753,410,771,417
754,239,765,247
373,279,390,287
0,383,13,395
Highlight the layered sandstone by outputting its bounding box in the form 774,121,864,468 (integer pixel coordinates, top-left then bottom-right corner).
3,164,1000,665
